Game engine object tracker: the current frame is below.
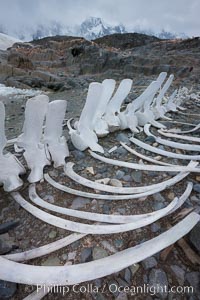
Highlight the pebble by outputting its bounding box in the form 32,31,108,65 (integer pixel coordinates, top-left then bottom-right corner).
70,197,90,209
142,257,157,270
153,193,165,202
0,220,20,234
81,247,92,262
115,146,128,156
129,264,140,276
109,178,123,187
170,265,185,285
149,269,168,299
72,150,85,159
144,136,156,143
153,202,165,211
168,192,175,200
123,175,132,182
124,268,132,284
114,239,124,249
196,176,200,182
43,194,54,204
68,251,77,260
0,280,17,299
61,254,68,260
101,241,117,253
193,184,200,193
48,230,57,239
189,222,200,252
116,170,125,180
115,292,128,300
108,280,119,297
185,272,200,291
92,247,108,260
116,133,130,145
131,170,142,183
151,223,161,233
42,257,61,266
0,240,12,255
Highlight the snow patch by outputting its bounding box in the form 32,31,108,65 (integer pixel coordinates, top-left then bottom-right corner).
0,33,21,50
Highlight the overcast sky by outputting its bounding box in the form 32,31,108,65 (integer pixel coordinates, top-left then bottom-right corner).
0,0,199,37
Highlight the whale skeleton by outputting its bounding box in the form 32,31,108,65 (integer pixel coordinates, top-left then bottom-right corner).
144,124,200,152
0,102,25,191
28,182,192,224
0,212,199,285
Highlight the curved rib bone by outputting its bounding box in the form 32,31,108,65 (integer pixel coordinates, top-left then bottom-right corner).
4,233,86,262
164,123,200,134
130,137,200,160
11,191,186,235
89,151,200,172
0,212,199,285
0,102,25,191
144,124,200,152
158,129,200,143
120,142,175,166
43,100,69,167
28,182,192,224
44,173,177,200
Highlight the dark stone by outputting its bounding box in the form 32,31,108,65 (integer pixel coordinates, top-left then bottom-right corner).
170,265,185,285
151,223,161,233
116,133,130,145
124,268,132,284
185,272,200,292
193,184,200,193
0,240,12,255
144,136,156,143
189,222,200,253
142,257,157,270
0,280,17,299
81,247,92,263
0,220,20,235
149,269,168,299
131,170,142,183
71,150,85,159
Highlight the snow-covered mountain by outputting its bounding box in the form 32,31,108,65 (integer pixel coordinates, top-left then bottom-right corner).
79,17,126,40
0,33,21,50
0,17,187,42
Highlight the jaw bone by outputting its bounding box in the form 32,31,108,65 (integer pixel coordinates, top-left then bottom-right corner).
43,100,69,168
103,79,133,132
0,102,25,192
16,95,51,183
0,212,199,285
68,82,104,153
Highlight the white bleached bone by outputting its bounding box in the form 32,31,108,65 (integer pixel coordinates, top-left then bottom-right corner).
44,172,181,200
16,95,51,182
164,123,200,134
158,129,200,143
28,182,192,224
65,160,197,193
119,80,161,132
152,74,174,119
89,151,200,172
94,79,116,137
0,212,199,285
130,137,200,160
11,191,185,234
43,100,69,167
0,102,25,191
67,82,104,152
120,142,175,166
103,79,133,131
144,124,200,152
4,233,86,262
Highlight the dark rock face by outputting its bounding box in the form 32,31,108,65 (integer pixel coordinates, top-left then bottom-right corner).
189,221,200,253
93,32,160,50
